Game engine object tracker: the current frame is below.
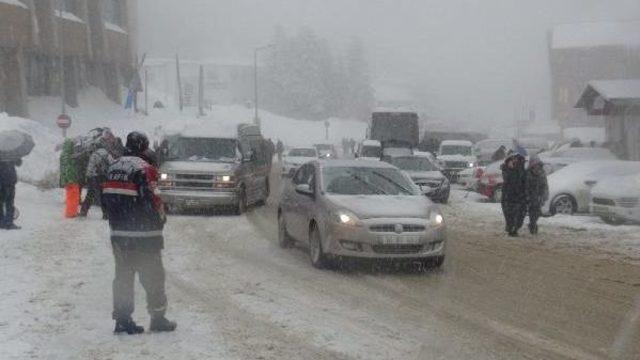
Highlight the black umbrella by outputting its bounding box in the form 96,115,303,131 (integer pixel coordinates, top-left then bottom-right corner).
0,130,35,161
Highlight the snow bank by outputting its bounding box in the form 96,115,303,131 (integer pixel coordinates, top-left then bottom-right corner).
0,113,60,184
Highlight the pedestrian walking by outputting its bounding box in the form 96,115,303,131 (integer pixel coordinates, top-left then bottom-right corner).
79,133,118,219
525,155,549,235
276,140,284,162
102,132,176,335
501,154,527,237
0,159,21,230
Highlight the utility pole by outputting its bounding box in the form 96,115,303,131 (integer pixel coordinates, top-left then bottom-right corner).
144,68,149,115
198,64,205,117
57,0,66,116
176,54,183,112
253,44,274,125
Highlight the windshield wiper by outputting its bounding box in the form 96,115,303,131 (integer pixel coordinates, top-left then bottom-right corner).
371,171,412,195
346,173,387,195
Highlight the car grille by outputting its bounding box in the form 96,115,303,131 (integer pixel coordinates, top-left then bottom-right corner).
369,224,426,233
592,197,615,206
176,173,214,181
372,244,424,254
444,161,467,169
617,197,639,208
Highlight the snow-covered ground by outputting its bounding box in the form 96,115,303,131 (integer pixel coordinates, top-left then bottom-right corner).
447,188,640,261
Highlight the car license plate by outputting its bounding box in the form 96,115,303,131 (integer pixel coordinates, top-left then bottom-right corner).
378,235,422,245
592,205,609,215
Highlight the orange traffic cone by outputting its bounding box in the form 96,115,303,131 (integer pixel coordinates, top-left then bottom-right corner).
64,184,80,218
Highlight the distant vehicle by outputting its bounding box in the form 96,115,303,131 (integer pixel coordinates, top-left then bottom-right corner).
543,161,640,216
282,148,318,177
477,160,504,202
436,140,476,182
458,166,483,191
314,143,338,159
474,139,512,165
590,174,640,225
278,160,446,269
157,124,270,215
539,147,618,174
356,139,382,160
518,137,552,155
370,111,419,157
384,154,450,203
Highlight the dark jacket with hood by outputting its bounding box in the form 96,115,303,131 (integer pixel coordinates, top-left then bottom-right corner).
102,150,166,251
501,155,527,204
526,162,549,205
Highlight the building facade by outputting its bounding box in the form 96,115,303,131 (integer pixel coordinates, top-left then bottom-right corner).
549,21,640,129
576,80,640,160
0,0,136,117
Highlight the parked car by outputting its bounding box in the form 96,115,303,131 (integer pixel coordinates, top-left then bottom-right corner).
282,147,318,177
474,139,512,165
356,139,382,160
437,140,477,182
157,124,270,214
278,160,446,269
458,166,484,190
314,143,339,159
539,147,618,174
477,160,504,202
384,154,450,203
590,174,640,225
543,161,640,216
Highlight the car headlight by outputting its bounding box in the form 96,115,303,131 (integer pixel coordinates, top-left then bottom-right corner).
468,162,475,168
221,175,232,182
160,173,169,180
332,210,362,227
430,211,444,227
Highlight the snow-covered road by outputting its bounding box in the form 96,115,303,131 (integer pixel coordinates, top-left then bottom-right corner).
1,178,639,359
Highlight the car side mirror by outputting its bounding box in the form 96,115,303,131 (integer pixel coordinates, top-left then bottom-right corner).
295,184,314,197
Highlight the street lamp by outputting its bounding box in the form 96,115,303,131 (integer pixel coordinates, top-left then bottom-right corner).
254,44,275,126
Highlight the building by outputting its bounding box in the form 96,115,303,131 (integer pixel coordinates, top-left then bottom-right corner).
549,20,640,129
0,0,137,118
575,79,640,160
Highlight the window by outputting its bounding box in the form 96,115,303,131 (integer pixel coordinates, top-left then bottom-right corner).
54,0,78,14
103,0,122,25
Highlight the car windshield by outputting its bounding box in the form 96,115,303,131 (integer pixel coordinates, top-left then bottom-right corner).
361,146,381,158
440,145,472,156
315,144,332,150
388,156,438,171
289,149,316,157
322,166,417,195
167,137,238,162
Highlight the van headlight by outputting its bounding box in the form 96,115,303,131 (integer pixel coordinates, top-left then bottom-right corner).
160,173,169,180
430,211,444,227
332,210,362,227
467,162,475,168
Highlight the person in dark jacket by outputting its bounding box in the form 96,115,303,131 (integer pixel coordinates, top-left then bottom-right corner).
525,156,549,235
102,132,176,335
276,140,284,162
0,160,21,230
491,145,507,162
501,154,527,236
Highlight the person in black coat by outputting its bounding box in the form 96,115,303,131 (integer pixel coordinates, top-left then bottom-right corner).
0,160,21,230
501,154,527,236
525,156,549,235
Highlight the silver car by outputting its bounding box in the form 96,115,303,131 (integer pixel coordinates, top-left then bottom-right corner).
277,160,446,269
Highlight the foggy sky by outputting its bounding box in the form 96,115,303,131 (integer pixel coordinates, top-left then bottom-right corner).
137,0,640,128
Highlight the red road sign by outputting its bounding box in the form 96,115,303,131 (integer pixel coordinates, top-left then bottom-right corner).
56,114,72,129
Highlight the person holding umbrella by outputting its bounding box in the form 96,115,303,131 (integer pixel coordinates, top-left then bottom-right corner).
0,159,21,230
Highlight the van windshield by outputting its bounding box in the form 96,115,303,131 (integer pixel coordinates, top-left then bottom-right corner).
440,145,472,156
167,137,239,162
361,146,382,158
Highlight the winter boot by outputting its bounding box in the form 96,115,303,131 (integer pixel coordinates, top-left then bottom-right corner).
150,316,177,332
529,224,538,235
4,223,21,230
114,319,144,335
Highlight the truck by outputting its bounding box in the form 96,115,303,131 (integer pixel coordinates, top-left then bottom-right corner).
156,123,271,215
369,111,420,157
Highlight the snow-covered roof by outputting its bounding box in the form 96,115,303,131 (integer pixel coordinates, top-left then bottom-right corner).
440,140,473,146
588,80,640,101
551,20,640,49
0,0,28,9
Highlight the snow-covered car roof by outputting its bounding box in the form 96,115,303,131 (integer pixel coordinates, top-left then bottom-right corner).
549,161,640,187
318,159,396,169
361,139,381,147
440,140,473,146
592,173,640,198
547,147,617,160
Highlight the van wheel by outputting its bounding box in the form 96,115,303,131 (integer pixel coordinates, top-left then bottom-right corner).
235,186,247,215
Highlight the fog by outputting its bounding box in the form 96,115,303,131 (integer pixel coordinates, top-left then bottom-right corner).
138,0,640,128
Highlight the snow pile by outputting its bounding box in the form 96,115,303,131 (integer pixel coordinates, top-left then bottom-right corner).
0,113,60,184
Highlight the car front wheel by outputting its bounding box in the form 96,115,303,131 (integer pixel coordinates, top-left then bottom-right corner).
551,195,576,215
309,225,329,269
